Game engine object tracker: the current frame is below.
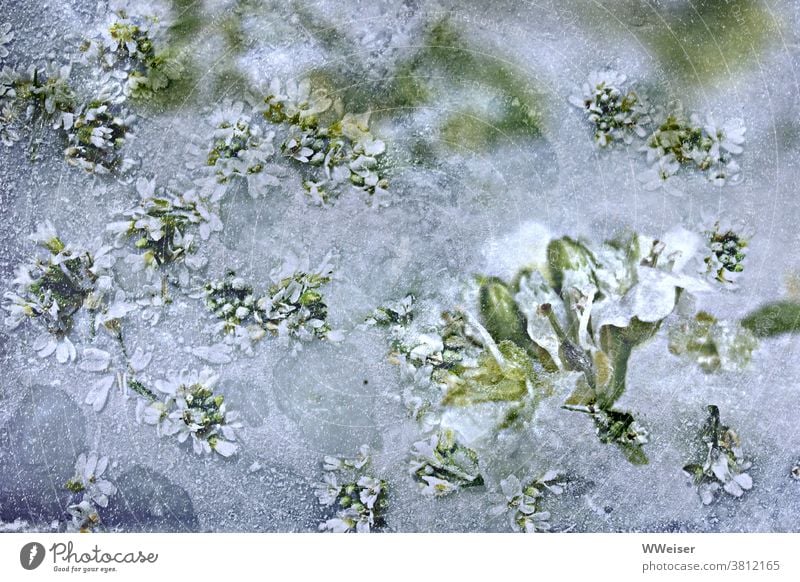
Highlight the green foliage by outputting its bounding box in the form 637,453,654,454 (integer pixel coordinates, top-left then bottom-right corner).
478,276,529,349
442,340,534,407
648,0,774,85
741,301,800,337
386,19,543,149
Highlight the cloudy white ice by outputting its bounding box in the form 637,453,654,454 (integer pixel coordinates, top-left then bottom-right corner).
1,0,799,532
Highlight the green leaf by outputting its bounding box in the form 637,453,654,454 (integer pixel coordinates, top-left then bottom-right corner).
741,301,800,337
546,236,596,295
620,443,649,466
442,340,534,407
478,276,530,349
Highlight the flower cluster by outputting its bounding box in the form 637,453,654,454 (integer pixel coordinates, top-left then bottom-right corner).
203,255,337,352
293,110,389,205
683,405,753,505
64,89,135,174
388,310,485,421
641,113,745,189
366,293,415,328
668,311,757,373
192,79,389,205
262,78,333,128
408,429,483,496
571,71,746,188
12,63,75,124
568,70,651,147
64,452,117,532
0,60,133,172
512,231,708,464
381,228,708,465
315,446,388,533
141,368,241,456
0,62,74,153
82,0,181,98
107,177,222,277
490,472,563,533
2,222,115,363
200,99,282,194
704,221,748,283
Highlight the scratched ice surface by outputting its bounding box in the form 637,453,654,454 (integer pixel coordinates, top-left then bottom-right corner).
1,0,799,533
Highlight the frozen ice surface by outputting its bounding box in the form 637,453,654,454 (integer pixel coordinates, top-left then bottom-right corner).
1,0,800,532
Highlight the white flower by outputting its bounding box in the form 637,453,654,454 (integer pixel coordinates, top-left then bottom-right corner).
85,375,116,412
357,476,383,509
151,368,241,456
569,70,651,146
704,115,745,156
263,78,332,125
639,154,681,193
33,333,77,364
491,473,562,533
95,289,138,330
0,23,13,60
66,500,101,533
419,475,458,496
409,333,443,362
314,472,341,506
29,220,61,251
141,400,171,433
69,452,117,507
319,508,364,533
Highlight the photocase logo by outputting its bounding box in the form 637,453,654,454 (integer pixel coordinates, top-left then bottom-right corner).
20,542,46,570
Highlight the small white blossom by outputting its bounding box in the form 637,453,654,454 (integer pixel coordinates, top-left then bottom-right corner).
146,368,242,457
490,472,563,533
569,70,651,147
66,452,117,508
684,405,753,505
0,22,13,61
316,445,387,533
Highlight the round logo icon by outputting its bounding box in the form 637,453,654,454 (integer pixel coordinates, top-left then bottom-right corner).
20,542,46,570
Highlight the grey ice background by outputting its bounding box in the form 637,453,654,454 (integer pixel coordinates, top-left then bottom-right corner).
0,0,799,531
